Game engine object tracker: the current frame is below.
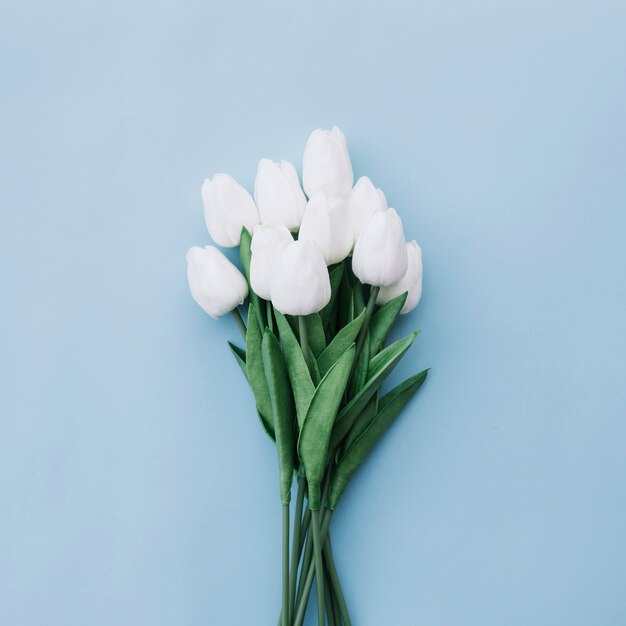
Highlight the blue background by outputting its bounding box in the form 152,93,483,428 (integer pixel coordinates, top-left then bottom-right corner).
1,1,625,624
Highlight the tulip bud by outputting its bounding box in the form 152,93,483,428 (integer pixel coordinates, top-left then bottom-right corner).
348,176,388,240
254,159,307,232
377,241,423,314
298,192,353,265
352,208,408,287
302,126,353,198
250,224,294,300
271,240,331,316
186,245,248,318
202,174,260,248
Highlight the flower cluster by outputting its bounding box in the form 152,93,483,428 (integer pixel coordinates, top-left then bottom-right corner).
186,128,428,626
187,127,422,320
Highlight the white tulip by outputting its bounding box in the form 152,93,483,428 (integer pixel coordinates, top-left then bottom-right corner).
348,176,388,240
377,241,423,313
250,224,294,300
302,126,353,198
254,159,307,232
186,245,248,318
298,192,353,265
202,174,259,248
352,208,408,287
270,240,331,316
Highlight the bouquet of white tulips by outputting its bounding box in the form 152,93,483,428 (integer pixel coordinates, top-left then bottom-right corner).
187,127,427,625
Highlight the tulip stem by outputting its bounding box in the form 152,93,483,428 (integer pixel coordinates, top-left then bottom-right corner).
346,285,379,392
290,477,306,617
267,300,274,333
282,503,290,626
231,307,247,339
298,316,316,376
311,509,325,626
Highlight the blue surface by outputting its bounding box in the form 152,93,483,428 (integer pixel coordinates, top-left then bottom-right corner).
1,1,625,624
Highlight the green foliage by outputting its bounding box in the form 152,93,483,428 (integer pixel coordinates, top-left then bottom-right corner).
317,310,365,378
262,331,296,504
298,345,355,510
368,292,408,355
239,228,265,328
274,311,315,429
305,313,326,358
245,303,275,439
328,369,429,509
329,331,420,449
227,341,248,381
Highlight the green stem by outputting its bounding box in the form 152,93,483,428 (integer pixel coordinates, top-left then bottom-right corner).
289,477,306,618
231,307,247,339
293,511,333,626
282,503,290,626
324,562,337,626
348,285,379,386
267,300,274,333
298,316,316,376
311,509,325,626
323,539,351,626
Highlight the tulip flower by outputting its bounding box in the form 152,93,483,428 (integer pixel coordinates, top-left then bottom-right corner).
202,174,260,247
270,240,331,316
377,241,423,314
348,176,388,240
298,192,353,265
254,159,307,232
250,223,294,300
186,245,248,318
352,208,408,287
302,126,353,198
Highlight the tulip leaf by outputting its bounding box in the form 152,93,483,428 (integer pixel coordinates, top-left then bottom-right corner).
245,303,275,439
305,313,326,358
317,310,366,378
368,330,420,381
228,341,248,381
337,266,355,329
275,311,315,429
322,263,345,334
329,331,419,450
298,344,355,510
352,283,365,317
339,394,378,456
262,331,296,504
327,368,429,510
348,329,370,398
239,228,265,328
369,292,408,355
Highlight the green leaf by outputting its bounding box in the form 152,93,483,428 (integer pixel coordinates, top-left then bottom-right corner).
329,331,419,450
328,369,428,509
339,394,378,456
368,292,408,355
245,303,274,439
239,228,265,328
317,310,366,378
274,311,315,429
228,341,248,381
322,263,345,333
368,330,420,381
348,329,370,398
337,266,355,329
262,331,296,504
305,313,326,358
298,344,355,509
352,283,365,317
